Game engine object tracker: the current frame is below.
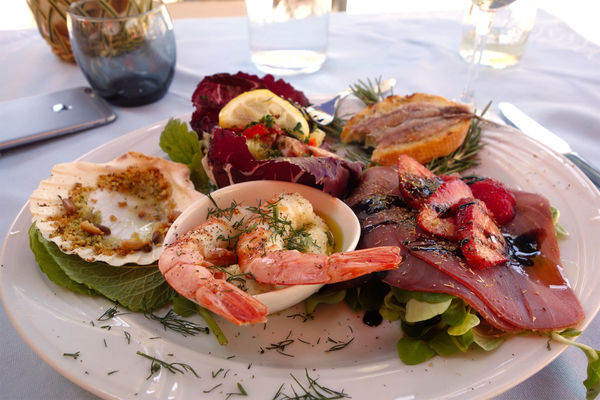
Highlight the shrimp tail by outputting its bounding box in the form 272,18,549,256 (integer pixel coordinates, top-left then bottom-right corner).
195,279,268,326
244,246,402,285
159,253,268,326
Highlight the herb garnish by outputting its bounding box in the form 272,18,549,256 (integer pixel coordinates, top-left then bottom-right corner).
325,337,354,352
97,305,121,321
287,312,314,322
272,369,349,400
425,102,490,175
145,309,209,337
226,383,248,399
63,351,80,359
350,76,391,106
203,383,223,393
136,351,199,380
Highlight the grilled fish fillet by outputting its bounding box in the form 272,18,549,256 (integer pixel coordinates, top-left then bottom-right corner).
341,93,473,165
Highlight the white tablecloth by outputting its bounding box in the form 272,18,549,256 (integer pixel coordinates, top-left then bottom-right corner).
1,9,599,400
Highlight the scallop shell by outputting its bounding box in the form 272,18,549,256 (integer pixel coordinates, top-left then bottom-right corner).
30,152,205,266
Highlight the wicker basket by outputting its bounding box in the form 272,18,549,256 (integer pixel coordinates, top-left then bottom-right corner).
27,0,75,62
26,0,150,63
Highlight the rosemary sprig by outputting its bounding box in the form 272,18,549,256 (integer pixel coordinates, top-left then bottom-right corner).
136,351,199,380
63,351,80,359
425,102,491,175
273,369,349,400
145,309,209,337
350,76,391,106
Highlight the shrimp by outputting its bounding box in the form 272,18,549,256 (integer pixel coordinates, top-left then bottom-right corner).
158,192,402,326
236,193,402,285
158,205,269,325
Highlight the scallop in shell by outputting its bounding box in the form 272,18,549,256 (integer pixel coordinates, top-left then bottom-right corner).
30,152,204,266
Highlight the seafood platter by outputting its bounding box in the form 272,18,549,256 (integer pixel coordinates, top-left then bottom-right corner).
2,72,600,400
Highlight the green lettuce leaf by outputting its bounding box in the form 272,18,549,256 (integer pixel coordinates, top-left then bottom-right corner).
159,118,201,165
173,295,198,317
405,298,452,323
159,118,212,193
585,351,600,400
29,224,95,296
30,224,175,312
397,337,436,365
305,289,346,314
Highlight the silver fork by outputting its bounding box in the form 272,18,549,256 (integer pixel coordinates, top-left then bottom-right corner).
305,78,396,126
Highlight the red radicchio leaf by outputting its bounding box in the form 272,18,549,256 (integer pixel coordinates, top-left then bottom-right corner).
190,72,310,134
208,129,364,198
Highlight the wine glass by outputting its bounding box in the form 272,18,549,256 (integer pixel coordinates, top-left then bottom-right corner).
460,0,517,105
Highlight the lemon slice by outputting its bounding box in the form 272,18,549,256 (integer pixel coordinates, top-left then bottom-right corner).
219,89,309,140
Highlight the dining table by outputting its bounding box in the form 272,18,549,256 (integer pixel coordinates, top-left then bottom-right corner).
1,6,600,400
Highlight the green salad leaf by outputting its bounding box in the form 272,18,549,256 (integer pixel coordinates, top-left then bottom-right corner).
305,289,347,314
29,224,96,296
172,294,198,317
397,337,436,365
551,331,600,400
159,118,212,193
29,224,175,312
551,206,569,238
159,118,201,165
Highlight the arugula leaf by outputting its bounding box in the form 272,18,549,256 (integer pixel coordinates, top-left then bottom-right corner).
159,118,212,194
30,225,175,312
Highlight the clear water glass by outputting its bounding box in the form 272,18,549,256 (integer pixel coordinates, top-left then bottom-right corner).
460,0,537,69
245,0,331,76
67,0,176,107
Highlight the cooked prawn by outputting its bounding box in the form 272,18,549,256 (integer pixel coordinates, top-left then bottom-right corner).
158,192,403,326
236,193,402,285
158,205,269,325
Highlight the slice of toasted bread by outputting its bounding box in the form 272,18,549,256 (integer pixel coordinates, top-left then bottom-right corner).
341,93,473,165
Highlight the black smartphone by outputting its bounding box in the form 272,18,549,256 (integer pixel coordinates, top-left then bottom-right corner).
0,87,117,151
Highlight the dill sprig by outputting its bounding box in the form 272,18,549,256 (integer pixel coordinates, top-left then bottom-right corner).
145,309,209,337
425,102,491,175
208,265,255,290
349,76,391,106
97,305,123,321
136,351,199,380
272,369,349,400
325,337,354,352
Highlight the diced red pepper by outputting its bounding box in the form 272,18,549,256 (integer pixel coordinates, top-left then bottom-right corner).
241,123,271,139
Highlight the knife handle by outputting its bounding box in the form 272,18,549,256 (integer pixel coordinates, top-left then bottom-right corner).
564,153,600,190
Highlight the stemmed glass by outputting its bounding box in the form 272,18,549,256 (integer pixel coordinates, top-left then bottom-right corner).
460,0,517,105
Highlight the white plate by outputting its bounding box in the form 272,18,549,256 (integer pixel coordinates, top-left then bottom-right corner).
1,115,600,400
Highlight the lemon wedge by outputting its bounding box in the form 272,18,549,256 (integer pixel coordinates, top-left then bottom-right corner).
218,89,309,140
